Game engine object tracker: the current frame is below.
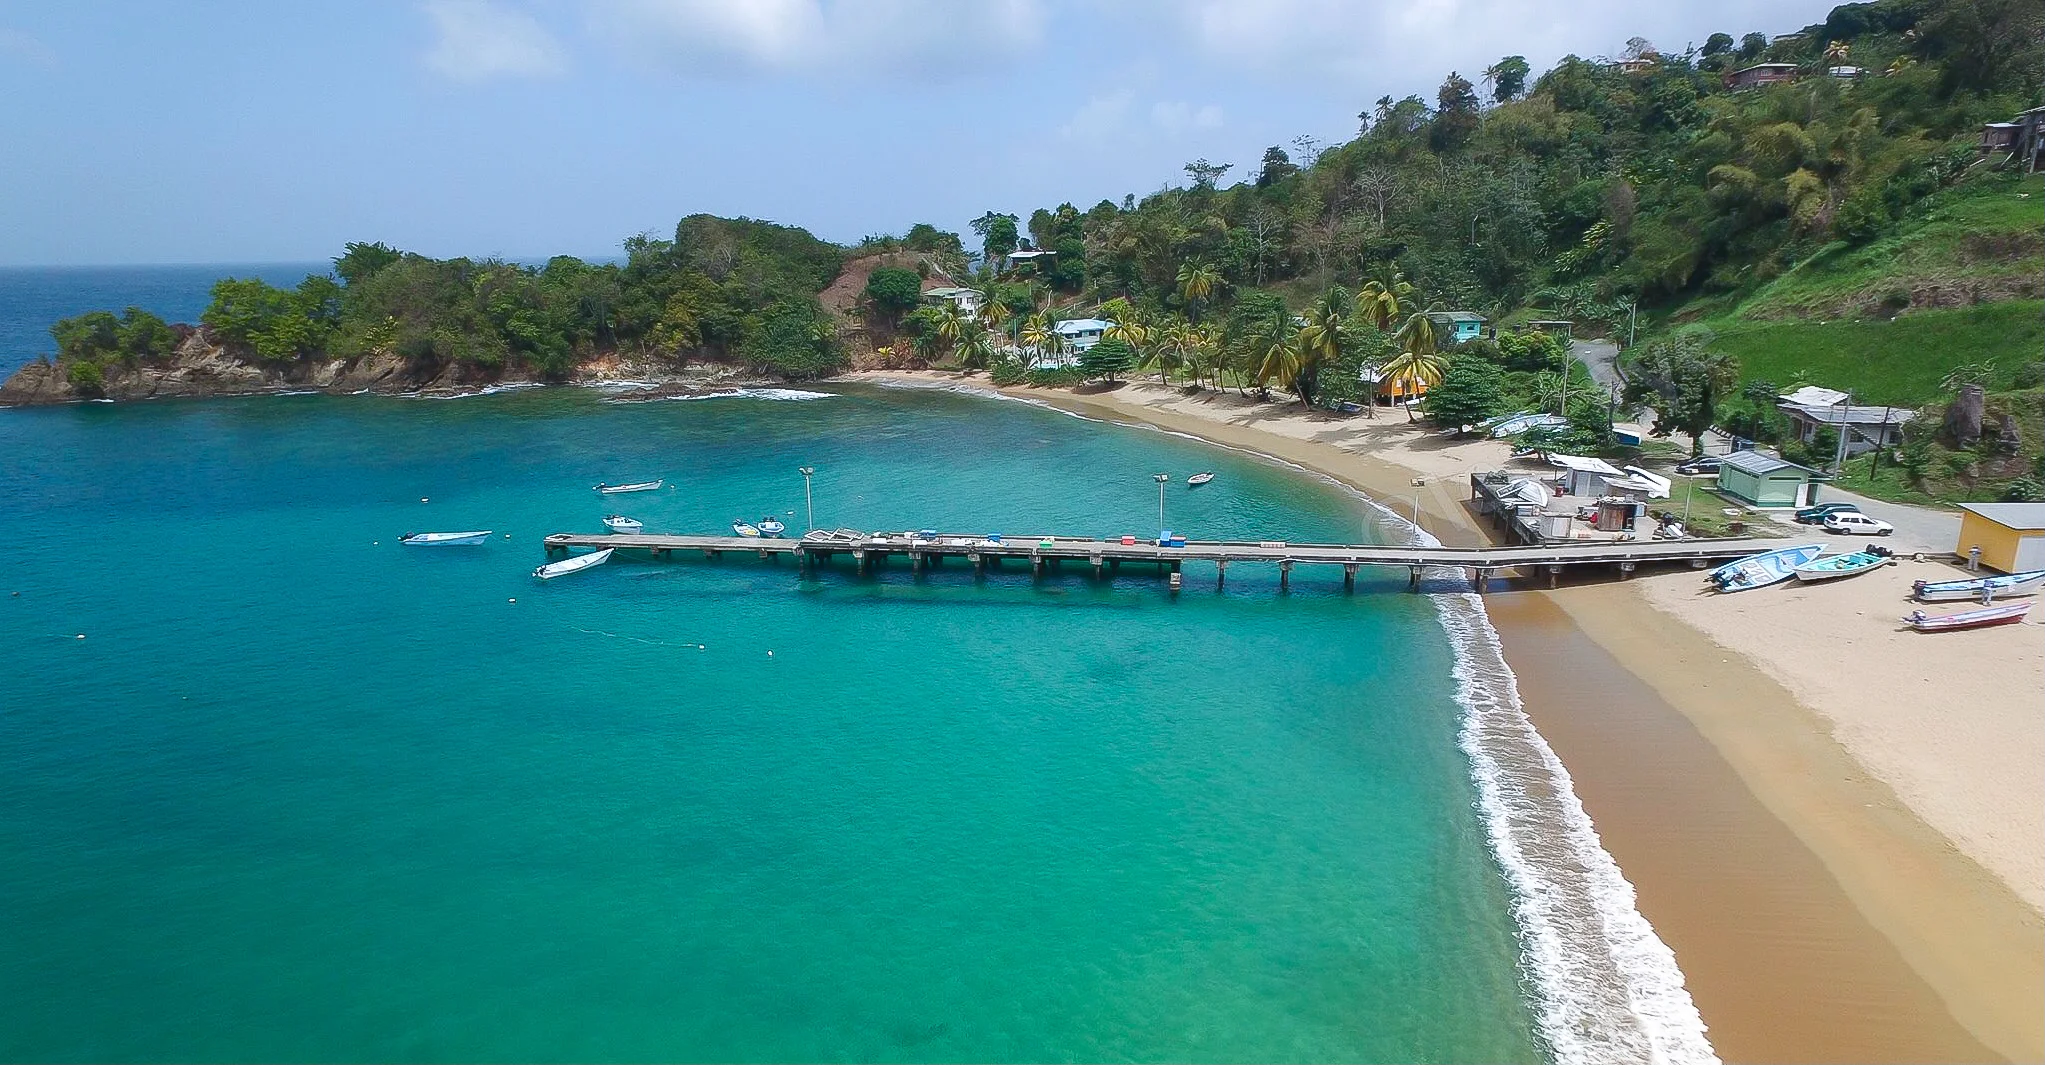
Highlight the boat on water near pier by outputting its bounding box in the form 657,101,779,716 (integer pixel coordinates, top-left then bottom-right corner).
732,520,762,538
1913,569,2045,602
758,517,786,537
603,515,643,533
1903,600,2032,632
400,531,492,546
533,548,613,580
594,479,663,494
1188,472,1215,486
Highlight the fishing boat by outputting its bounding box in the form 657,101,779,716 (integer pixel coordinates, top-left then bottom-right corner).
1707,544,1825,592
731,520,762,538
399,530,492,546
1793,549,1892,583
758,517,786,537
593,479,663,494
1187,472,1215,486
532,548,613,580
1912,569,2045,602
1902,600,2032,632
602,515,643,533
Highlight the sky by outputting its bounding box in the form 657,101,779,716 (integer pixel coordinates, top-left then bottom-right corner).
0,0,1841,267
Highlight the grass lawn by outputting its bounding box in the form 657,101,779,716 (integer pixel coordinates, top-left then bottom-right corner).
1703,299,2043,406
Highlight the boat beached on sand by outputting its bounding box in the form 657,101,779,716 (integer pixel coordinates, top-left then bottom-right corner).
1793,548,1893,583
533,548,613,580
1707,544,1824,592
1903,600,2032,632
1912,569,2045,602
400,531,492,546
594,479,663,494
603,515,643,533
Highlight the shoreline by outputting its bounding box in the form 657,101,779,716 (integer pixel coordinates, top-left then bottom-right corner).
846,369,2043,1063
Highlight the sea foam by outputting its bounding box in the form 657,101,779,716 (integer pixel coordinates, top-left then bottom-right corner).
667,387,835,402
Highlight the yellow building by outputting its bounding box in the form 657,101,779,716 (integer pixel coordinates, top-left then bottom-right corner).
1954,503,2045,573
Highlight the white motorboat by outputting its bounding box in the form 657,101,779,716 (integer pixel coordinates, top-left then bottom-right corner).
758,517,787,537
602,515,644,533
594,480,663,494
1187,472,1215,486
400,531,492,546
532,548,613,580
1913,569,2045,602
732,520,762,538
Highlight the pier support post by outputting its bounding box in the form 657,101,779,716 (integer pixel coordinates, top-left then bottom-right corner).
911,551,926,573
1409,565,1422,591
1091,555,1103,580
1689,558,1707,569
1343,563,1357,592
1279,560,1292,592
1548,564,1563,589
1032,556,1044,579
1473,568,1489,594
703,549,718,560
858,551,872,576
970,552,983,577
1168,571,1183,595
1216,559,1227,590
1619,561,1637,580
1110,559,1121,574
799,551,813,577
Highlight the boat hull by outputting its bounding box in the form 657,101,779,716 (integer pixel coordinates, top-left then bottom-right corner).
1913,569,2045,602
1793,553,1890,582
1903,601,2032,631
1709,544,1825,591
533,548,613,580
602,516,644,533
401,531,492,546
595,480,663,494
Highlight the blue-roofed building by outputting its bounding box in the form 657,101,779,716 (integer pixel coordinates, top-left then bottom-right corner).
1054,318,1113,353
1426,311,1487,344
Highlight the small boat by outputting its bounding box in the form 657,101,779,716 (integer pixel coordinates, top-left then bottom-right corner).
1902,600,2032,632
1793,549,1892,583
1188,472,1215,486
594,479,663,494
1708,544,1825,592
602,515,643,533
1913,569,2045,602
758,517,786,537
532,548,613,580
400,531,492,546
732,520,762,538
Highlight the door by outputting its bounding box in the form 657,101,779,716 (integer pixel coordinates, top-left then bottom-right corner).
2016,533,2045,572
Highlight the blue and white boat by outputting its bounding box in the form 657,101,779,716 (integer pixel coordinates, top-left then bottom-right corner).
1912,568,2045,602
1708,544,1824,592
400,530,492,546
532,548,612,580
1793,549,1892,583
758,517,786,537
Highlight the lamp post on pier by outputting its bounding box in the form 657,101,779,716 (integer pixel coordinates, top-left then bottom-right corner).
1154,473,1170,540
799,466,815,532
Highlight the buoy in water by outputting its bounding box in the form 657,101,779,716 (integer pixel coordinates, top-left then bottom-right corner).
508,598,517,603
420,497,429,503
75,634,85,639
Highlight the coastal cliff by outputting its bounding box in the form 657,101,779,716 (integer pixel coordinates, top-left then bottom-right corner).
0,329,759,405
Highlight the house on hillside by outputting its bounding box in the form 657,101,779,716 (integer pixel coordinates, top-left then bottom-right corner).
1776,386,1914,458
1054,318,1112,353
1615,55,1659,74
1724,62,1799,90
922,287,983,317
1426,311,1487,344
1004,249,1054,272
1826,65,1864,80
1980,106,2045,173
1360,366,1431,404
1716,450,1820,508
1526,320,1574,341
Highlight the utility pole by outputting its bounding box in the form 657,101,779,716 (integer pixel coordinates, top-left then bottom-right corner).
799,466,816,532
1154,473,1170,539
1626,301,1638,349
1831,394,1852,474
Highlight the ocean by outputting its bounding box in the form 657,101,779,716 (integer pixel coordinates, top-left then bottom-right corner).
0,268,1710,1063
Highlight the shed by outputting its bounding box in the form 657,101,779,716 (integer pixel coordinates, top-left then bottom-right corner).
1715,450,1819,507
1955,503,2045,574
1426,311,1487,344
1724,62,1799,90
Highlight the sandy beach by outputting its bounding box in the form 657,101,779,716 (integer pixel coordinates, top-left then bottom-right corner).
849,369,2045,1063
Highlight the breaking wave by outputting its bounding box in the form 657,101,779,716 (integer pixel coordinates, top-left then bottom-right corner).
667,387,836,402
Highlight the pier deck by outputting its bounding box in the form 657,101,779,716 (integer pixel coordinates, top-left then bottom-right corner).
542,530,1805,591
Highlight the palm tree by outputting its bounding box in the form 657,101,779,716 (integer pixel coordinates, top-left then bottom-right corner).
1106,313,1152,368
1146,321,1197,385
1374,348,1447,421
974,283,1009,333
1248,310,1301,400
1357,269,1414,332
1176,261,1222,323
933,302,968,348
1289,287,1351,408
1018,312,1058,365
955,323,995,370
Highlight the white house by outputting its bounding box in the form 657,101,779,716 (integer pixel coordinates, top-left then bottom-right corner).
922,286,983,317
1776,386,1914,458
1054,318,1113,353
1005,249,1054,272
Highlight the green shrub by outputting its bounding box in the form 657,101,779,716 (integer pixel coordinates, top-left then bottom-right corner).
66,360,105,396
989,361,1027,386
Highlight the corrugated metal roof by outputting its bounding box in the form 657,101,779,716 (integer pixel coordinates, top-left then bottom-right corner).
1783,403,1916,425
1958,503,2045,530
1720,450,1814,476
1055,318,1113,334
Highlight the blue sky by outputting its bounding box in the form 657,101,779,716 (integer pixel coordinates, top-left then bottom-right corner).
0,0,1838,266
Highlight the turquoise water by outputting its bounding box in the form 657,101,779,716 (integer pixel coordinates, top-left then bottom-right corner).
0,384,1546,1062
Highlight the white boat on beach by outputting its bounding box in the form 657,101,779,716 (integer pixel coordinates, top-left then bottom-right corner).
533,548,613,580
594,480,663,494
400,530,492,546
603,515,644,533
1707,544,1824,592
1912,569,2045,602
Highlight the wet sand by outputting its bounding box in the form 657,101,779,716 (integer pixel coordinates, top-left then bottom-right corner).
848,372,2042,1062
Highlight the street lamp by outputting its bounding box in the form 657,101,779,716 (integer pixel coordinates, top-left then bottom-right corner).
799,466,815,532
1153,473,1170,539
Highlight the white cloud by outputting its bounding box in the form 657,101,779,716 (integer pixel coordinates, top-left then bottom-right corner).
423,0,568,82
586,0,1044,77
1151,101,1224,132
1060,91,1135,141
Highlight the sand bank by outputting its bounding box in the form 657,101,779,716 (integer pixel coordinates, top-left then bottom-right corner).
849,370,2044,1062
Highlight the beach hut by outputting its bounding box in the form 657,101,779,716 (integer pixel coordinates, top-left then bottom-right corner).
1715,450,1819,508
1425,311,1487,344
1954,503,2045,574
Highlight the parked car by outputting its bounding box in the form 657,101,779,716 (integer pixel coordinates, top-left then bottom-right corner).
1674,456,1723,476
1823,512,1894,536
1794,502,1862,525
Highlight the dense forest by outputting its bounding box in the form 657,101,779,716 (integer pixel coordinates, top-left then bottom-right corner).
37,0,2043,498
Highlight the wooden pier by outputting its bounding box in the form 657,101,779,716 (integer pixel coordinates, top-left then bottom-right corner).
541,530,1801,593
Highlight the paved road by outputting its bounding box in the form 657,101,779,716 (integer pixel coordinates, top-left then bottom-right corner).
1801,485,1962,555
1571,338,1624,395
